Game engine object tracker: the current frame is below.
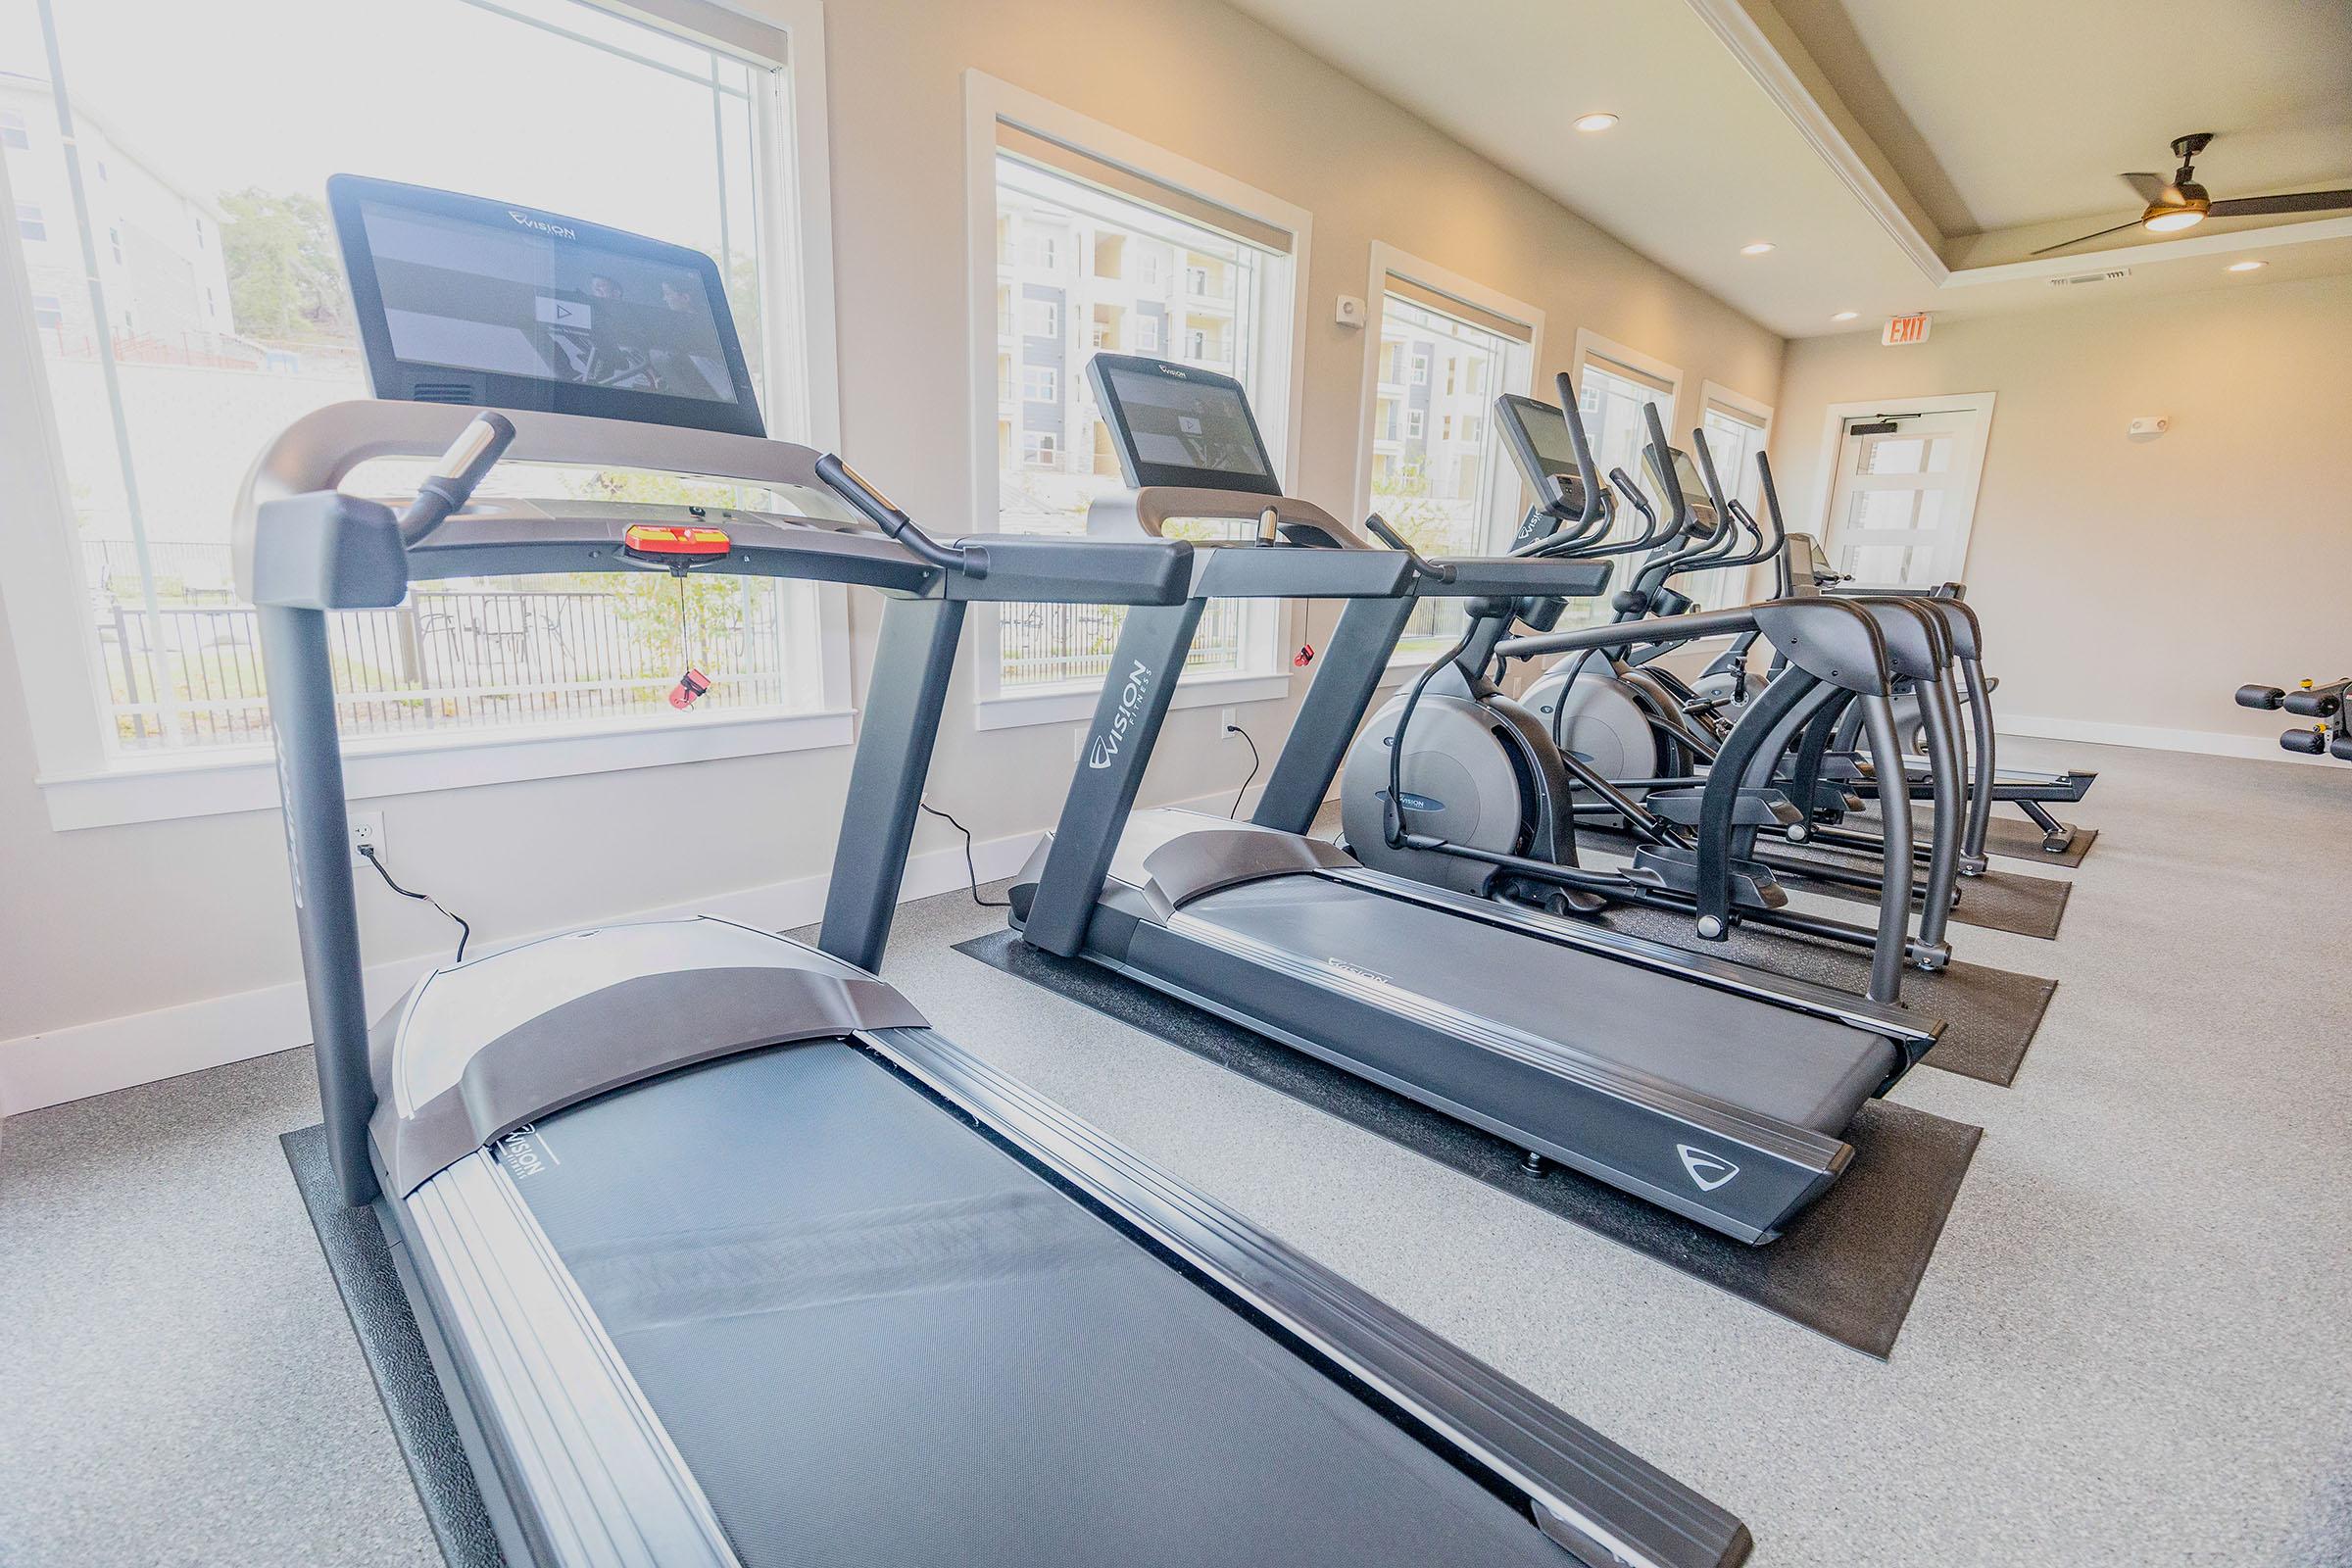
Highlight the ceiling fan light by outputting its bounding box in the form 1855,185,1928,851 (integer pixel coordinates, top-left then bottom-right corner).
2144,207,2206,232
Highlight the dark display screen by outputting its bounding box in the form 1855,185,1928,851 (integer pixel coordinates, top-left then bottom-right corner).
361,200,740,405
1102,365,1273,480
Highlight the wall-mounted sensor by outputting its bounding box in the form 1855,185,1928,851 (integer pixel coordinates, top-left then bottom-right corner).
1335,295,1366,329
2128,416,2169,439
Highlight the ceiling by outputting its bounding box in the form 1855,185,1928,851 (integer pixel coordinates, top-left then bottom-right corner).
1222,0,2352,338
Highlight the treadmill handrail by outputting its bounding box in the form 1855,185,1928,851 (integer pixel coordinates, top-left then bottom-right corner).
234,400,848,600
1087,485,1372,549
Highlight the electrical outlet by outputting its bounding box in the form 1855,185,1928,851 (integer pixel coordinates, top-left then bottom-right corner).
1220,707,1236,732
349,810,385,865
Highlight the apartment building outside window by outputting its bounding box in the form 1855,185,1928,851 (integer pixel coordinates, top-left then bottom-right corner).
972,82,1303,716
0,0,841,809
1357,253,1539,660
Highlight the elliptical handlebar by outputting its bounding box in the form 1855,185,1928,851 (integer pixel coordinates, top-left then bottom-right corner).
1551,369,1608,534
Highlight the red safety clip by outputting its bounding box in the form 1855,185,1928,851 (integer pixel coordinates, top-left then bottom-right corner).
669,668,711,710
1292,645,1316,669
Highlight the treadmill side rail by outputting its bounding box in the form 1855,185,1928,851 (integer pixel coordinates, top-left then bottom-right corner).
401,1155,740,1568
871,1024,1754,1568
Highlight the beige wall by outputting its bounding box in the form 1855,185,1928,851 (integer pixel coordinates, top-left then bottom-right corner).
0,0,1782,1095
1771,272,2352,748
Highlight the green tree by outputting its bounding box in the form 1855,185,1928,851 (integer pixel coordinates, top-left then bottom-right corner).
219,188,349,343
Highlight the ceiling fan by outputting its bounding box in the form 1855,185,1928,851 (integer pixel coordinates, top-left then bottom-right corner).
2033,131,2352,255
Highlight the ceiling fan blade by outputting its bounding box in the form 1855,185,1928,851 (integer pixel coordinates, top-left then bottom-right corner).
2120,172,2169,203
2032,219,2146,256
2207,190,2352,218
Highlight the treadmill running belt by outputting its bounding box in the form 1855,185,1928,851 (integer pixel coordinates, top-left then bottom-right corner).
507,1040,1572,1568
1182,876,1898,1136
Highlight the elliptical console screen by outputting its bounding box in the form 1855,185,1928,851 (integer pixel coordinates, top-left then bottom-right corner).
328,174,762,438
1494,393,1589,513
1087,353,1281,495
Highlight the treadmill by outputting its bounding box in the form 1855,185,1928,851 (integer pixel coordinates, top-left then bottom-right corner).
1010,354,1940,1246
254,178,1749,1568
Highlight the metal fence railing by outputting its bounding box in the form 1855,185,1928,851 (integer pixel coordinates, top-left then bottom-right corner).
999,597,1247,690
98,586,793,750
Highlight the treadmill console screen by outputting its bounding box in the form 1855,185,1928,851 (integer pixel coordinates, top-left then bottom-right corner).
1087,353,1282,495
328,174,762,438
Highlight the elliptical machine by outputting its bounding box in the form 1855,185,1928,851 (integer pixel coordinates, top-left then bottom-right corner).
1338,375,1951,1003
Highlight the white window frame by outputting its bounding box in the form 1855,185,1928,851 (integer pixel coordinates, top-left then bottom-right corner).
0,0,849,831
1695,380,1775,606
962,72,1310,731
1021,297,1058,338
1130,314,1158,351
1349,244,1544,682
1572,327,1684,440
1404,408,1424,440
15,201,44,241
1022,363,1058,403
1408,351,1429,386
0,110,27,150
1702,380,1768,510
1021,429,1059,467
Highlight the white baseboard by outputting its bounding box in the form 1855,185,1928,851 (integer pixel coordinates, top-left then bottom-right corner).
1998,713,2342,765
0,780,1271,1119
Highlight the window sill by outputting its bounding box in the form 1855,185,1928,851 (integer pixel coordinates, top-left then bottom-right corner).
37,707,858,832
974,668,1293,732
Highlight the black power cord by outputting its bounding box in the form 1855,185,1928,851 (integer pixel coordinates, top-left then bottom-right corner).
1224,722,1259,817
358,843,471,963
919,802,1009,907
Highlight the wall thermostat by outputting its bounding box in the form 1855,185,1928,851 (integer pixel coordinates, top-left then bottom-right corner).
2128,416,2169,438
1335,295,1366,329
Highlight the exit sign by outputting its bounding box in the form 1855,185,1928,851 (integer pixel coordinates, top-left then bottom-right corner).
1883,313,1933,346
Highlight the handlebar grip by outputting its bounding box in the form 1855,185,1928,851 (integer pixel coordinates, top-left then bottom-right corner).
398,412,515,547
2235,684,2285,710
1642,401,1688,522
1360,513,1455,583
2280,727,2328,755
815,453,974,575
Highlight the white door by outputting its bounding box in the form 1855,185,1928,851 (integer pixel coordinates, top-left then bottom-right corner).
1822,404,1991,587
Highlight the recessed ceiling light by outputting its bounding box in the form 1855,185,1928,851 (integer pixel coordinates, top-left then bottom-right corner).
2227,259,2267,272
1740,242,1775,256
1573,113,1618,133
1831,311,1858,321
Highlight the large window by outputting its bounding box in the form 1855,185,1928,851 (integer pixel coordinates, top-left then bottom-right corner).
0,0,834,804
1564,331,1683,624
1357,254,1538,661
1692,385,1773,609
971,81,1303,718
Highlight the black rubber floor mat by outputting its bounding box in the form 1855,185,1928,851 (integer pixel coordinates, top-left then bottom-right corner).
956,932,1981,1359
1766,843,2072,940
1856,805,2099,868
1587,902,2052,1087
283,1126,503,1568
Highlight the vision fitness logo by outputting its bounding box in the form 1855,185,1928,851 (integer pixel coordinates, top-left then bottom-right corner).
508,210,577,240
1087,660,1154,770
